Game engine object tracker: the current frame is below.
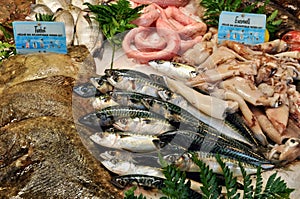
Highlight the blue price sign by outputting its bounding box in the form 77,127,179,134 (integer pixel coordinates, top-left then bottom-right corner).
218,11,266,45
13,21,67,54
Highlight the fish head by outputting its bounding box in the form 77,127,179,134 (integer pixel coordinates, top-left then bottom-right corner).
79,112,114,130
73,82,97,98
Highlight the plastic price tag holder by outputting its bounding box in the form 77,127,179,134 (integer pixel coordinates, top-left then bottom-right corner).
13,21,67,54
218,11,266,45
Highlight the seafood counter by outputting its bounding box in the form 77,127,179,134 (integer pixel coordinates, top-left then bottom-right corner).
0,0,300,198
72,0,300,198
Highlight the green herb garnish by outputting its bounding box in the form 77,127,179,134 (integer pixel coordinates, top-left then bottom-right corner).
161,164,191,199
124,186,147,199
84,0,146,69
0,24,12,40
35,13,56,21
0,41,16,64
123,154,294,199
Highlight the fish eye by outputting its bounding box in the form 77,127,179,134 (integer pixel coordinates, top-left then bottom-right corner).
287,138,299,147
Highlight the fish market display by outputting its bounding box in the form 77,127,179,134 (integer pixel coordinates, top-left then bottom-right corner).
71,1,300,198
3,0,299,198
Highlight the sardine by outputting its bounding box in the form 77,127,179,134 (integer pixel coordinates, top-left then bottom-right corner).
148,60,198,80
90,132,159,153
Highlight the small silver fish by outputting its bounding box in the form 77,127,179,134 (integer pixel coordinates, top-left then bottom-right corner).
90,132,159,153
148,60,198,80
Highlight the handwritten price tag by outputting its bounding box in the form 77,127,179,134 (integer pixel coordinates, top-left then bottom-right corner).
218,11,266,45
13,21,67,54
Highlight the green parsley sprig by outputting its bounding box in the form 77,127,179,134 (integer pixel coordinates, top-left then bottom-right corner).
84,0,146,68
124,153,294,199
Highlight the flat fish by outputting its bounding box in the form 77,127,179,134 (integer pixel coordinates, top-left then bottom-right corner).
0,46,96,92
0,117,122,198
0,76,74,127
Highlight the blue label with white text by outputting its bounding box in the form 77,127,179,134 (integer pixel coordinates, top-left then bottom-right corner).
13,21,67,54
218,11,266,45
